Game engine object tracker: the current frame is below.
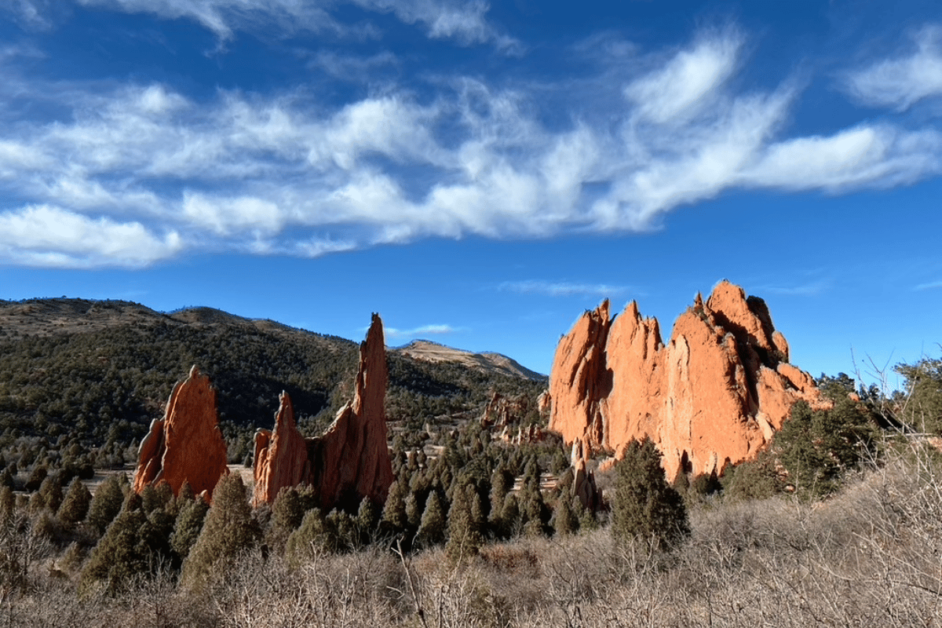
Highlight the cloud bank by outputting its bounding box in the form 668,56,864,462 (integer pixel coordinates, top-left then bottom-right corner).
0,24,940,267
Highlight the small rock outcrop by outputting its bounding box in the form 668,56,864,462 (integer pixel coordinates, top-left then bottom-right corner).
481,392,531,429
549,281,828,481
570,438,599,511
253,314,394,509
133,366,229,498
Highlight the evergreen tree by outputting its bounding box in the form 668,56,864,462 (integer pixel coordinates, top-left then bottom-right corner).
445,483,482,561
181,475,260,588
0,486,14,521
80,493,173,594
416,490,445,547
24,464,47,492
170,497,209,561
381,480,408,532
498,492,521,538
776,398,877,499
86,474,124,536
404,492,423,530
611,438,689,551
488,466,510,526
267,487,305,553
286,508,333,564
552,496,576,536
38,476,63,513
57,477,92,530
355,497,377,543
0,469,13,490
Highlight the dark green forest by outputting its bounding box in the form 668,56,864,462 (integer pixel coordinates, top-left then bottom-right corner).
0,298,545,474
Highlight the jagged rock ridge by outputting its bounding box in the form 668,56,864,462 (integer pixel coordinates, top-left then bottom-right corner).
132,365,229,498
548,280,828,480
253,313,394,509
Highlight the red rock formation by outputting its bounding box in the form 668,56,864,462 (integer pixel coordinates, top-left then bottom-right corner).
252,314,394,510
570,438,599,511
133,365,229,498
481,392,532,429
252,392,309,506
549,281,828,481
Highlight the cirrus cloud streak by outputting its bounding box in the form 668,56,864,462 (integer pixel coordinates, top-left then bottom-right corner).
0,29,940,267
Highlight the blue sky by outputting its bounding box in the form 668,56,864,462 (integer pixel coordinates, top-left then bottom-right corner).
0,0,940,386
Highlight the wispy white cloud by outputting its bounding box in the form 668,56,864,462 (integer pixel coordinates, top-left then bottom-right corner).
307,50,399,79
752,279,830,297
499,281,632,298
73,0,513,47
385,323,461,337
624,32,741,124
0,28,940,268
846,26,942,110
914,280,942,291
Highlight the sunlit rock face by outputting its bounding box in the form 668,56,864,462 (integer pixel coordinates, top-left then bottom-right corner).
549,280,829,480
253,314,393,510
133,365,229,499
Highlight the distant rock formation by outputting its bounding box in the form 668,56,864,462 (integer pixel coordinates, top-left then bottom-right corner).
133,365,229,498
481,392,531,429
548,280,828,481
253,314,394,509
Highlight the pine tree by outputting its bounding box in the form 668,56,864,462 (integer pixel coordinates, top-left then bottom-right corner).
170,497,209,561
416,490,445,547
57,477,92,530
80,493,172,594
355,497,377,543
552,495,576,536
381,480,408,532
86,474,124,536
611,438,689,551
488,466,510,526
181,475,260,588
404,492,423,530
38,476,63,512
267,487,305,553
286,508,332,564
445,483,482,561
0,486,14,521
499,492,521,538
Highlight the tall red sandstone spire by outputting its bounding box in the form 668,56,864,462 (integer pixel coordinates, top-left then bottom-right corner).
253,313,393,509
133,365,229,498
548,281,828,480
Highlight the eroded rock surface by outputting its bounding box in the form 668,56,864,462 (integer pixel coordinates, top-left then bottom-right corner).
132,365,229,498
253,314,393,509
549,281,828,480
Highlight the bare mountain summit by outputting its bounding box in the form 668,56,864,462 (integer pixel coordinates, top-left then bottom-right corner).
393,340,545,381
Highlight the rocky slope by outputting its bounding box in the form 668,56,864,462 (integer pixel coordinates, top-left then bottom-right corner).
394,340,545,381
548,280,828,480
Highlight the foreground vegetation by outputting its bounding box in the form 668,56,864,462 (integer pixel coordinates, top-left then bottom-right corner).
1,442,941,627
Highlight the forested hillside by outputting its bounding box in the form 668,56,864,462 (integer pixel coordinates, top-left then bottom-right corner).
0,298,546,472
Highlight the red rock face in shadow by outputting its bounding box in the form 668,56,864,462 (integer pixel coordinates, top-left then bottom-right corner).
132,365,229,498
252,314,394,510
548,281,829,481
